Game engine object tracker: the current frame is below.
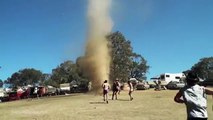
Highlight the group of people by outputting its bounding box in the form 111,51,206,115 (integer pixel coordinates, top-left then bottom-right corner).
102,79,134,104
102,71,213,120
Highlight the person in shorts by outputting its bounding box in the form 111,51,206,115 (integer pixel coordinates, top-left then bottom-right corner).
112,80,120,100
102,80,110,103
128,80,134,101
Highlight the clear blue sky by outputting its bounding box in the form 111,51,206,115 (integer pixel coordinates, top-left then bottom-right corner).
0,0,213,80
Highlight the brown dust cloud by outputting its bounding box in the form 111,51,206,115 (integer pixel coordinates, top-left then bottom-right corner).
79,0,113,93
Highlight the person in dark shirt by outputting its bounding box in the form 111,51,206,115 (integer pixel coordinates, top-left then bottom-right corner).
112,80,120,100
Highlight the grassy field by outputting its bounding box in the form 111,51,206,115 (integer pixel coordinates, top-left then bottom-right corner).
0,89,213,120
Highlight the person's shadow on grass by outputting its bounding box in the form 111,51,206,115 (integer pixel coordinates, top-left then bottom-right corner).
116,99,130,101
89,101,107,104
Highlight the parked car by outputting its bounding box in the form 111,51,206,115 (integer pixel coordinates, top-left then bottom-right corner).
136,82,150,90
8,91,19,101
46,86,57,95
0,88,9,102
60,83,71,94
17,87,26,99
166,81,185,90
147,81,156,88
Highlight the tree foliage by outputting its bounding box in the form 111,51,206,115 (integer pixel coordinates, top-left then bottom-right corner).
0,79,3,87
107,31,149,82
191,57,213,80
4,31,149,89
49,60,88,87
130,53,149,80
5,68,43,87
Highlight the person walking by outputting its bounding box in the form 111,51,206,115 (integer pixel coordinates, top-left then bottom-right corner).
174,71,213,120
102,80,110,104
128,80,134,101
34,86,39,99
112,80,120,100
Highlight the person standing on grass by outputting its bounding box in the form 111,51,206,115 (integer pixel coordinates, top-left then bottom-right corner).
112,80,120,100
102,80,110,103
34,86,39,99
154,79,161,91
128,80,134,101
174,71,213,120
117,80,121,95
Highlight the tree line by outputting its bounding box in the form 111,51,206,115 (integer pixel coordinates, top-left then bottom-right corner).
1,32,213,89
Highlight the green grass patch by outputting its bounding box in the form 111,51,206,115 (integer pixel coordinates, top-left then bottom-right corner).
0,90,212,120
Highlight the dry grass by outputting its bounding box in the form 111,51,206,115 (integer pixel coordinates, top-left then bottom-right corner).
0,89,213,120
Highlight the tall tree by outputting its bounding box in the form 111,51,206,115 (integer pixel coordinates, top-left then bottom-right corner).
6,68,43,87
107,31,149,82
191,57,213,80
50,60,87,87
130,53,150,80
107,32,132,82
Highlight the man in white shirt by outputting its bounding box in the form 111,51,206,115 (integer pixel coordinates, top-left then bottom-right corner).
174,71,213,120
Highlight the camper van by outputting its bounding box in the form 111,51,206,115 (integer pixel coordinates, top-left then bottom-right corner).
159,73,185,84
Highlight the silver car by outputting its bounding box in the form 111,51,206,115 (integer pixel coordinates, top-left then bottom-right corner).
166,81,185,90
136,82,150,90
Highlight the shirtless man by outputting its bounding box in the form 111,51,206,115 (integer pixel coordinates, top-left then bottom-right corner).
102,80,110,103
128,81,134,101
